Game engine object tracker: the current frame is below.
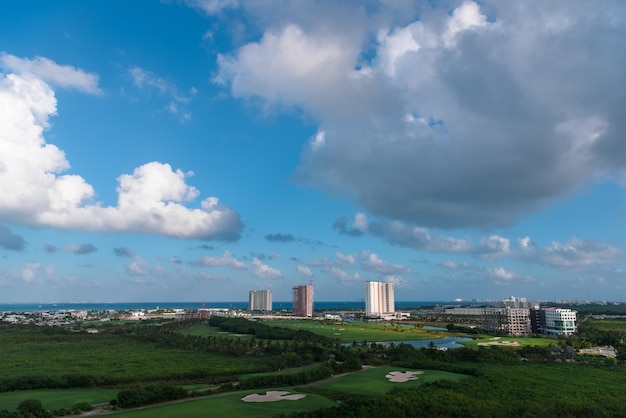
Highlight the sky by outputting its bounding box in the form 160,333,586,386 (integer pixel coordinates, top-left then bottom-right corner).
1,0,625,304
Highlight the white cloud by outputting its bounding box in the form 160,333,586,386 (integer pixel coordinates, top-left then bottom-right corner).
353,213,368,231
441,260,460,270
1,52,102,95
128,66,193,120
477,235,511,259
215,24,362,121
297,265,313,277
487,266,516,281
3,262,56,284
126,257,148,276
64,243,97,255
334,252,355,266
218,1,626,230
360,250,410,275
534,238,625,272
444,1,488,46
383,274,408,288
0,70,242,240
196,251,247,269
369,220,470,252
252,258,283,279
184,0,238,15
326,266,361,282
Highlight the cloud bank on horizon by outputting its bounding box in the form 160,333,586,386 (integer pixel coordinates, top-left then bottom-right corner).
0,0,625,302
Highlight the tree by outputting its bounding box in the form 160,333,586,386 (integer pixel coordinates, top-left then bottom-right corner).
17,399,49,418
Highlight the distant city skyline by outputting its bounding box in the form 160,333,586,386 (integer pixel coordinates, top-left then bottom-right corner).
1,1,626,303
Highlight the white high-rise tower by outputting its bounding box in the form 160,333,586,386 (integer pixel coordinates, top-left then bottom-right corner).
365,281,395,317
249,290,272,312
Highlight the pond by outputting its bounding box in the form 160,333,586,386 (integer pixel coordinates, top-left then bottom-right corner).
422,325,449,331
378,336,471,349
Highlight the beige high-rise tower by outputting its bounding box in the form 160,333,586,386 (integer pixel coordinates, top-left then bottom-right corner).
292,282,313,317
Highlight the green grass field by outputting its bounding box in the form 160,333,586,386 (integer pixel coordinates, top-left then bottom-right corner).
307,367,468,395
0,388,118,411
585,317,626,332
457,336,556,349
179,324,256,340
263,320,450,343
109,389,336,418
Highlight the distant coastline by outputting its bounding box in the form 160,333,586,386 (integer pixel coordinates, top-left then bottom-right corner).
0,301,469,313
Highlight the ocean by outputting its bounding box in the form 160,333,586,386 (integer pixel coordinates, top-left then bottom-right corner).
0,301,463,313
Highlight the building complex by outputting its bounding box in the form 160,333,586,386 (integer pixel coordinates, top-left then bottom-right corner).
433,297,577,337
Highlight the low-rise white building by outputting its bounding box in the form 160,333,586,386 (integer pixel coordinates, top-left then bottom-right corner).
540,308,577,336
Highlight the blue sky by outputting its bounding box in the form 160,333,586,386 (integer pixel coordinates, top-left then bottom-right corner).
1,0,625,303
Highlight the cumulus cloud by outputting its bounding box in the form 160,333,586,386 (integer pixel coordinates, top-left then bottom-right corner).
475,235,511,259
296,265,313,277
0,68,242,241
44,243,57,253
487,266,516,281
195,251,247,269
520,237,626,272
0,225,26,251
369,220,470,252
125,256,149,276
383,274,409,288
334,252,355,266
8,262,56,283
360,250,410,275
217,1,626,229
252,258,283,279
64,243,97,255
0,52,102,95
326,266,361,282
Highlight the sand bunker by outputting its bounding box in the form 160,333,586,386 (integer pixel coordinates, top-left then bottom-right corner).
385,371,424,382
241,391,306,402
477,340,521,346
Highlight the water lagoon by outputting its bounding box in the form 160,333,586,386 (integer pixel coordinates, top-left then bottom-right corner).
379,336,471,349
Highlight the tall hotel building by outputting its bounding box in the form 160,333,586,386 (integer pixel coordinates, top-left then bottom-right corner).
365,281,395,317
248,290,272,312
292,283,313,317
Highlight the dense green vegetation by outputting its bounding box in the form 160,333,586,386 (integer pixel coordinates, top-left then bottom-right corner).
0,324,267,391
116,385,187,408
0,388,117,411
582,317,626,333
3,315,626,417
556,303,626,316
287,358,626,417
